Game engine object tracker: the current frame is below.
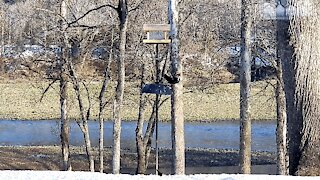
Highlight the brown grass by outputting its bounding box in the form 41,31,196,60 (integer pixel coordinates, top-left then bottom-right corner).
0,80,276,121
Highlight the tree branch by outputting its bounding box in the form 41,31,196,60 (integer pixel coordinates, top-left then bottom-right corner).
128,0,146,13
68,4,118,27
40,79,58,102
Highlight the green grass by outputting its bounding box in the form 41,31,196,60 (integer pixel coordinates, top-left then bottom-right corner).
0,80,276,121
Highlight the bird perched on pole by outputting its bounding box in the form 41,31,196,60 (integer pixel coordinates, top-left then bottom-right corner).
163,74,180,84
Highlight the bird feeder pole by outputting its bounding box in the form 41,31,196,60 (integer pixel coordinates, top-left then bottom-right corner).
143,24,171,175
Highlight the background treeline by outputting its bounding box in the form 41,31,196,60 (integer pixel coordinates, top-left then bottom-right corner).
0,0,276,88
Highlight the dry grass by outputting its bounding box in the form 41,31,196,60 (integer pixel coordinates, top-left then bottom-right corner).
0,80,276,121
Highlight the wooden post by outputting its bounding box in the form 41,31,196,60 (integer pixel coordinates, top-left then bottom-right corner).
168,0,185,175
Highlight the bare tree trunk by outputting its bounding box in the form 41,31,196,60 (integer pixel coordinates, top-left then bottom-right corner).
59,0,71,171
136,46,166,174
278,18,296,175
275,59,288,175
239,0,252,174
283,0,320,175
275,1,296,173
276,3,289,174
60,68,71,171
68,59,95,172
82,121,95,172
98,55,112,173
98,90,106,173
8,17,11,45
1,6,4,57
168,0,185,175
75,89,94,172
67,33,95,171
112,0,128,174
136,63,147,174
1,26,3,56
275,62,288,175
98,29,114,173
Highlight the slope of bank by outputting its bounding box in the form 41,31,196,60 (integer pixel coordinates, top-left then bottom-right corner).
0,80,276,121
0,146,275,174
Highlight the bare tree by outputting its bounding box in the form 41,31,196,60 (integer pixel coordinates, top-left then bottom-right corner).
135,45,170,174
239,0,253,174
58,1,109,172
275,0,289,175
281,0,320,175
168,0,185,175
98,27,114,173
0,4,5,56
59,0,71,171
112,0,128,174
67,45,95,171
135,62,154,174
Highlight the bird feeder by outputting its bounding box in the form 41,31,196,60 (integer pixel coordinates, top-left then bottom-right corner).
142,83,172,95
143,24,171,44
141,24,171,176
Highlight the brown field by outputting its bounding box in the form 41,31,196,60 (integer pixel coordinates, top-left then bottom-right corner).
0,80,276,121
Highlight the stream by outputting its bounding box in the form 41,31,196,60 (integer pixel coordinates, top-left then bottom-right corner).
0,120,276,152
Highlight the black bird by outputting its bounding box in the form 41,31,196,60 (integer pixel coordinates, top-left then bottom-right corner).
164,74,180,84
157,169,163,176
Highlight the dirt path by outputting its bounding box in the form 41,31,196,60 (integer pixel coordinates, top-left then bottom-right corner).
0,146,276,174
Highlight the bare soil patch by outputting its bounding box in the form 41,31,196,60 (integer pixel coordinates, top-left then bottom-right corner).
0,146,276,174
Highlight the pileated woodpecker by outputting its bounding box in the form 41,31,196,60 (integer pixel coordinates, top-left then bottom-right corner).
164,74,180,84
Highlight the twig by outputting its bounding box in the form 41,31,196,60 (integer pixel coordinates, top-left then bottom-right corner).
40,79,58,102
68,4,117,26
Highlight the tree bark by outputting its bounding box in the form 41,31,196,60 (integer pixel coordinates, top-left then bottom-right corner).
98,71,108,173
60,67,71,171
67,31,95,172
98,29,114,173
275,58,288,175
59,0,71,171
136,59,167,174
112,0,128,174
135,63,157,175
82,121,95,172
239,0,252,174
283,0,320,175
278,18,297,175
68,59,95,172
1,6,4,57
168,0,185,175
136,63,147,174
276,3,289,174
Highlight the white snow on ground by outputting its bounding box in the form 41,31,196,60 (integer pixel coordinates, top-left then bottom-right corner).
0,171,319,180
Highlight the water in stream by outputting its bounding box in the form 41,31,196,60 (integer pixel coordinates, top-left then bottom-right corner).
0,120,276,152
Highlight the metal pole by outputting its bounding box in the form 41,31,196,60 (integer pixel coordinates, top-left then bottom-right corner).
155,43,160,175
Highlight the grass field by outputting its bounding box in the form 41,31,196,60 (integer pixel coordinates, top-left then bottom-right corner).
0,80,276,121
